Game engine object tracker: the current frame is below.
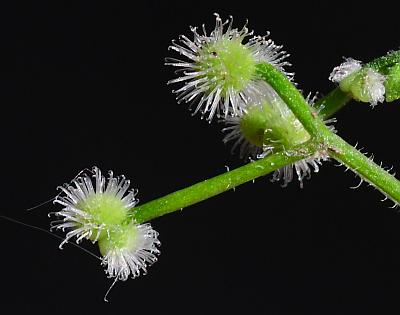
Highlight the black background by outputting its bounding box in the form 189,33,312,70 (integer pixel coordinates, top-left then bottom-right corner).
1,1,400,314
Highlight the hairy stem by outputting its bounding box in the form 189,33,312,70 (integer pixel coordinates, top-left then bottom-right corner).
256,62,400,205
256,63,327,138
130,142,317,223
131,51,400,223
325,133,400,202
367,50,400,73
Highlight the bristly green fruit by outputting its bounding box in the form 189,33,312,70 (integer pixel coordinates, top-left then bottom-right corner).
52,166,139,247
330,58,386,106
167,14,291,120
98,223,137,256
52,166,161,284
197,37,256,94
76,192,128,241
339,67,386,105
384,63,400,102
99,221,160,283
240,98,311,151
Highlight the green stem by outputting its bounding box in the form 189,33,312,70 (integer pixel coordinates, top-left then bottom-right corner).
367,50,400,73
131,51,400,224
130,142,317,223
314,88,352,119
325,133,400,202
307,50,400,119
256,62,400,204
256,63,327,138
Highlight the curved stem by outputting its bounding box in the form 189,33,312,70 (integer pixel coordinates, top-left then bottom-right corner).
131,50,400,223
256,63,328,138
130,142,317,223
256,62,400,205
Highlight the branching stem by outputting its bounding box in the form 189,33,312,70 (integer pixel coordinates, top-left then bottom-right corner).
256,62,400,205
130,51,400,223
